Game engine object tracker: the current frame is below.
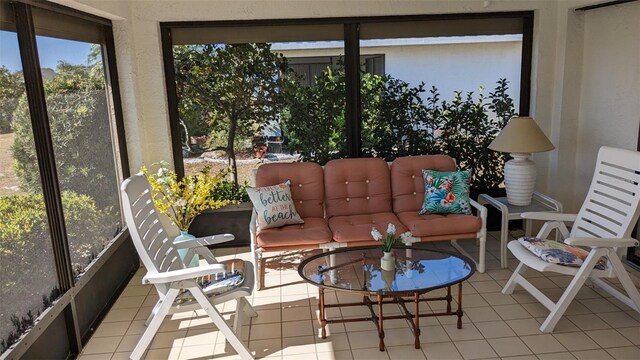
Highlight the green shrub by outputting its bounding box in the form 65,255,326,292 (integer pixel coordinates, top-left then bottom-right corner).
0,191,114,347
361,74,439,160
209,179,250,203
284,62,516,190
283,67,347,165
0,191,114,281
435,79,516,190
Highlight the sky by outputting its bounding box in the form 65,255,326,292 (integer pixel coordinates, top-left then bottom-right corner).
0,30,94,72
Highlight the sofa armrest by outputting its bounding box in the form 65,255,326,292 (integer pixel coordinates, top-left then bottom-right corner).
470,199,487,234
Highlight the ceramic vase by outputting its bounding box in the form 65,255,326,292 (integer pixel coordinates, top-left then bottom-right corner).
381,251,395,271
174,230,200,268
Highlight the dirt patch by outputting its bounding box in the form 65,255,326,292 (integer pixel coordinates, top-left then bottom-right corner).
0,132,25,196
184,154,300,186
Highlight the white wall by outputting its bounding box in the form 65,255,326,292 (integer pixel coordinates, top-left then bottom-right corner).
370,41,522,107
573,1,640,210
53,0,635,212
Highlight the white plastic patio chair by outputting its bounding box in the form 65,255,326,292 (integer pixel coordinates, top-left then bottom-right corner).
503,146,640,333
121,174,257,360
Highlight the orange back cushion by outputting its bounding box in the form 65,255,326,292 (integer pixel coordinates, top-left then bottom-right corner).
256,162,325,218
324,157,392,218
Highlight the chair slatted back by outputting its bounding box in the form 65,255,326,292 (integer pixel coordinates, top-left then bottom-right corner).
572,147,640,244
121,174,184,275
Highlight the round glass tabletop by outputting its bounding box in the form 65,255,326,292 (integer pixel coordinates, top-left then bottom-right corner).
298,246,475,295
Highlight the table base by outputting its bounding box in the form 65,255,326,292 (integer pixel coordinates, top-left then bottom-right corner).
318,282,464,351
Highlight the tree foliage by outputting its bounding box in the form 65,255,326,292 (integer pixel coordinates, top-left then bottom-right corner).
361,74,439,160
0,66,24,133
11,61,119,208
282,67,347,164
436,79,516,190
173,43,291,185
0,191,113,345
281,59,516,190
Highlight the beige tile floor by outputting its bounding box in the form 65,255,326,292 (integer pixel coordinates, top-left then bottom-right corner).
79,230,640,360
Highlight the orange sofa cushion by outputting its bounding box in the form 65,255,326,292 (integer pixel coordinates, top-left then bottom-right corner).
328,213,407,243
256,162,325,219
391,155,457,213
396,211,481,238
256,217,332,248
324,158,392,218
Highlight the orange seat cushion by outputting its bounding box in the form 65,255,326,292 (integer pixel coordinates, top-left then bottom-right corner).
256,217,332,248
328,213,408,243
396,211,481,237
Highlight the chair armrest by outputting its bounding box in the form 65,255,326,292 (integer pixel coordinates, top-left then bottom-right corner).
174,234,235,249
143,263,227,284
565,237,639,248
520,212,577,222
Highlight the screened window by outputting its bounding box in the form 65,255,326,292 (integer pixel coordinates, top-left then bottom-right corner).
169,23,347,187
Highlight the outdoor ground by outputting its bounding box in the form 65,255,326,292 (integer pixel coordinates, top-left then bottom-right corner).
0,132,23,196
184,150,301,186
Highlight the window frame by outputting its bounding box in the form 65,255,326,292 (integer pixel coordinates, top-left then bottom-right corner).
1,0,131,357
160,11,534,176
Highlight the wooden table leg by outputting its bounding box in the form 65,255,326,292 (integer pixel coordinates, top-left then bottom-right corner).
319,287,327,338
457,283,464,329
446,286,452,313
377,294,385,351
414,292,421,349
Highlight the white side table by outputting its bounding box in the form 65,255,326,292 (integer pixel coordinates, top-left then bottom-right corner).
478,191,563,269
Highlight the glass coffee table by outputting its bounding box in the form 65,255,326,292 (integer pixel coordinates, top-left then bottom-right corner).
298,246,475,351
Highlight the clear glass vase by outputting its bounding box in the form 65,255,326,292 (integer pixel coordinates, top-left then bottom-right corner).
174,230,200,268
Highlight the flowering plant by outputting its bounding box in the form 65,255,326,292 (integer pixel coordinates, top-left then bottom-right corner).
371,223,413,252
141,162,234,231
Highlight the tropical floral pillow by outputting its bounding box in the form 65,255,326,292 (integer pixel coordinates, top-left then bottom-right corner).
518,237,607,270
247,180,304,229
419,169,472,215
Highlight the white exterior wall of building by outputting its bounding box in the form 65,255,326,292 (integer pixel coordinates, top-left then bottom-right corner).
368,41,522,106
277,37,522,106
51,0,640,214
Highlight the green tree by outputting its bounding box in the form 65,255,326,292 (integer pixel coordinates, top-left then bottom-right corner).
11,61,118,208
0,66,24,133
173,43,291,185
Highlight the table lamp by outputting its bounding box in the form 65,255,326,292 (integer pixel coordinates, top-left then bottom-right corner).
488,116,554,206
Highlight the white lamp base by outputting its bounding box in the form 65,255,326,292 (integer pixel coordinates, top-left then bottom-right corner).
504,153,536,206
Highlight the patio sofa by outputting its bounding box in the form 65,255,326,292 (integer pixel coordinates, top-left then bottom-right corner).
249,156,487,289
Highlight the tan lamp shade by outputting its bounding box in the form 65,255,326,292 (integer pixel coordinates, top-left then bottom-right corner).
489,116,555,153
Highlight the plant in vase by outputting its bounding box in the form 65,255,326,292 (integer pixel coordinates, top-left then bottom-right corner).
371,223,412,271
142,162,233,267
